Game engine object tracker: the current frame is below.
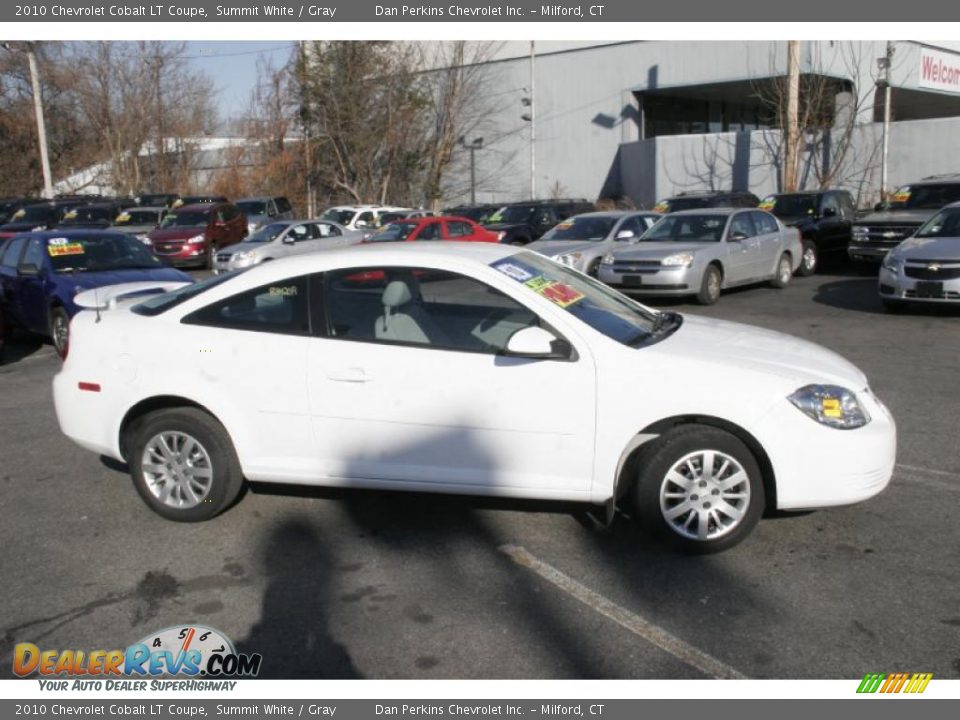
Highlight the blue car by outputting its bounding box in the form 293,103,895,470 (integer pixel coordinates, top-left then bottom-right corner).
0,230,192,357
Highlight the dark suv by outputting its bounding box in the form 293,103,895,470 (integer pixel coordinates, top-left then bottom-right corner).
483,199,595,245
759,189,856,275
850,175,960,265
653,191,759,214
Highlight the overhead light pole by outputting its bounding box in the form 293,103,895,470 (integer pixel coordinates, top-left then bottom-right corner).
877,42,895,202
459,137,484,204
4,41,54,198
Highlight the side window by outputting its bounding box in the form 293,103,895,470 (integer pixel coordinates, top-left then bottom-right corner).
728,213,756,239
277,198,292,214
1,237,27,268
621,216,645,237
839,192,855,218
356,211,374,225
288,224,313,242
267,200,278,216
820,194,841,217
182,275,311,336
315,222,341,238
324,267,540,354
752,211,779,235
446,221,471,237
20,238,46,269
417,222,441,240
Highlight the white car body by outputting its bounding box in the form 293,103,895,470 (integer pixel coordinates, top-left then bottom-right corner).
320,205,411,232
53,244,895,549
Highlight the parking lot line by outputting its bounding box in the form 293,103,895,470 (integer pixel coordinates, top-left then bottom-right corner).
499,544,747,680
896,463,960,481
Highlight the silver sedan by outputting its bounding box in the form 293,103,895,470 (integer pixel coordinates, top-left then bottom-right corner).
598,208,802,305
214,219,364,273
879,202,960,310
526,211,661,276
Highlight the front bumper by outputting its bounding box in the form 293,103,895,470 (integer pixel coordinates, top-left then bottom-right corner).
152,241,210,266
879,263,960,303
213,253,258,274
598,263,694,296
758,387,896,510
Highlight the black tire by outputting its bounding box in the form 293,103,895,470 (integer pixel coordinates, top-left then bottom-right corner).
770,252,793,288
632,425,765,553
127,407,244,522
205,243,215,271
797,240,817,277
48,306,70,359
696,264,722,305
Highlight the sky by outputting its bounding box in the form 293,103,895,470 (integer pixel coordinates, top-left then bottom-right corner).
181,41,297,129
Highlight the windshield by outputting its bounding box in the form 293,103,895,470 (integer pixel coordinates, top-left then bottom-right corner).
132,272,233,316
244,222,288,243
887,184,960,210
915,209,960,238
46,234,164,273
377,212,407,225
762,194,816,217
368,222,417,242
487,206,536,224
322,209,357,225
114,210,160,226
161,210,209,228
10,205,58,223
491,252,664,346
59,207,116,224
541,216,616,242
237,201,267,215
139,194,174,206
640,214,727,242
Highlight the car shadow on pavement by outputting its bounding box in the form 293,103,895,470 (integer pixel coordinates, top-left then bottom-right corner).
234,517,362,679
813,277,960,316
0,334,51,366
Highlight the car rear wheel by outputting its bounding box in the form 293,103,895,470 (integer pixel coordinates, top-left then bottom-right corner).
48,306,70,359
797,240,817,276
770,253,793,288
128,407,244,522
633,425,764,553
696,265,722,305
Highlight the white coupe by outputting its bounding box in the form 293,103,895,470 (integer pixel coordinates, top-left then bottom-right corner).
53,243,896,552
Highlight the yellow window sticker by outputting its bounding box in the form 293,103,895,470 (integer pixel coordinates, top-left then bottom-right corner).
64,210,77,220
116,213,131,223
13,209,26,219
653,202,668,213
524,276,552,292
48,242,85,257
758,198,776,211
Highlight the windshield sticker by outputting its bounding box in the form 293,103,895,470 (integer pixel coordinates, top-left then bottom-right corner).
64,210,78,220
495,262,534,282
525,275,585,308
48,242,85,257
555,221,573,231
269,285,298,297
487,210,504,223
891,188,911,203
116,213,131,223
652,202,668,213
13,209,26,219
758,198,776,211
48,237,70,245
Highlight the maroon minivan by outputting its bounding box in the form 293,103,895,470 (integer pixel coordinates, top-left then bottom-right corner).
147,203,247,269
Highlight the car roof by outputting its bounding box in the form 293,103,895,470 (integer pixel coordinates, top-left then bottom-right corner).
263,240,521,271
667,208,742,216
24,228,133,239
174,203,217,213
122,205,165,212
237,196,283,202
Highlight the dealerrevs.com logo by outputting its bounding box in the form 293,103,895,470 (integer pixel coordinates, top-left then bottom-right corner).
14,625,261,689
857,672,933,694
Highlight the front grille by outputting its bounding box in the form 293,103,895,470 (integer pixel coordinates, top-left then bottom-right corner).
216,254,232,263
904,264,960,280
155,244,182,255
904,289,960,300
611,260,662,274
853,224,919,243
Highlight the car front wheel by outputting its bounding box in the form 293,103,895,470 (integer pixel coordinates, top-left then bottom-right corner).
696,265,722,305
49,306,70,359
633,425,765,553
128,407,244,522
797,240,817,276
770,253,793,288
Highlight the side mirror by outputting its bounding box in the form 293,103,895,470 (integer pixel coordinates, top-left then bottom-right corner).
615,229,635,240
822,207,838,218
355,220,369,229
729,231,748,242
282,235,296,245
18,263,40,277
504,326,571,360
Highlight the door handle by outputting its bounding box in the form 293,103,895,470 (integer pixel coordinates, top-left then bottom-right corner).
327,367,371,383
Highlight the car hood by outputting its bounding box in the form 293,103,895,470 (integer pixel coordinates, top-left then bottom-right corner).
0,221,55,233
61,267,192,291
854,209,933,225
115,224,157,235
528,239,606,257
148,227,207,241
890,236,960,260
217,241,266,256
652,314,867,389
612,241,715,260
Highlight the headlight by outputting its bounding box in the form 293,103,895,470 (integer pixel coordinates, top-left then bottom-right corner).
661,252,695,267
497,231,507,241
881,253,900,273
852,225,869,241
554,252,582,267
233,250,255,261
186,234,206,244
788,385,871,429
601,253,615,265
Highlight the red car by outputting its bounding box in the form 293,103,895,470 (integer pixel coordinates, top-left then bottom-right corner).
365,216,498,243
146,202,247,269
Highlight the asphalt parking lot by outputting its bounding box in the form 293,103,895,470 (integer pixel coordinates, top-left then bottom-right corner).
1,266,959,680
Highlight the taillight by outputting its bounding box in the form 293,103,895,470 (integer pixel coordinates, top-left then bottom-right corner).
78,382,101,392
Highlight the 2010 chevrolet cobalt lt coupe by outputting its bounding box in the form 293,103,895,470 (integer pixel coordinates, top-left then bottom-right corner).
53,244,895,552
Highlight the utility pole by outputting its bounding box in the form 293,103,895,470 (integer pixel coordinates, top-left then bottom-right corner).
4,42,54,198
460,137,483,204
878,41,895,202
299,41,315,217
784,40,801,192
529,41,536,199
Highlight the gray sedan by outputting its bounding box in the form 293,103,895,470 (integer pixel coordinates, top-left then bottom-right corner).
598,208,802,305
526,211,661,276
214,219,364,273
878,202,960,310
